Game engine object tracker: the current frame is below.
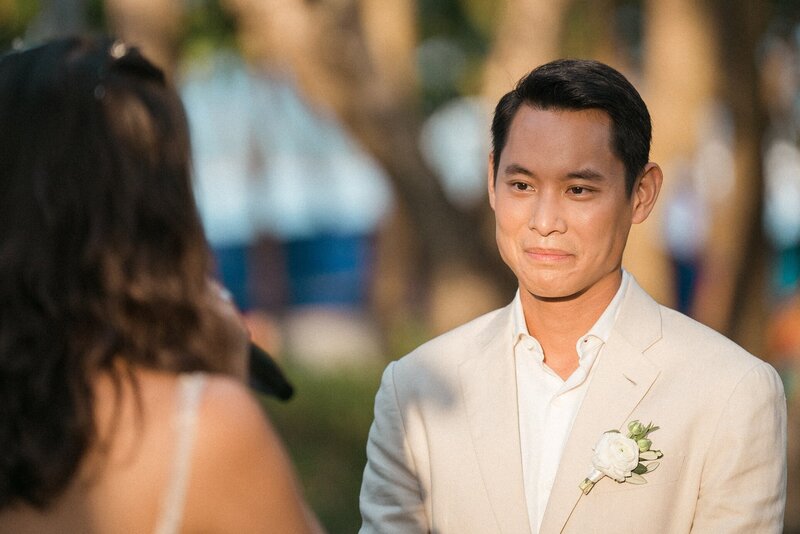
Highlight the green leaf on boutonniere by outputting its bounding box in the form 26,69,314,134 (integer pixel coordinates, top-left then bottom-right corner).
627,473,647,484
581,420,665,494
639,450,660,461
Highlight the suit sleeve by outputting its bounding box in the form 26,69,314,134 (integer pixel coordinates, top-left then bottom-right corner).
359,362,428,534
691,361,787,533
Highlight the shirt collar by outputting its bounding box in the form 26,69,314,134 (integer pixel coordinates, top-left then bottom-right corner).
511,269,631,346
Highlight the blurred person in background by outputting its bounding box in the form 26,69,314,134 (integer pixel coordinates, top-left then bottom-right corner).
360,59,786,533
0,36,321,533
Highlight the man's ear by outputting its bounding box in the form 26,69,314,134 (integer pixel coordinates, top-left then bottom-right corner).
488,153,497,211
631,162,663,224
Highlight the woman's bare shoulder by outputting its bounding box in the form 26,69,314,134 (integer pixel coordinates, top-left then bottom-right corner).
183,374,323,533
197,374,272,436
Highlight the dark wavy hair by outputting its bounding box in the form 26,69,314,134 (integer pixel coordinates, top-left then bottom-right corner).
491,59,652,195
0,36,239,510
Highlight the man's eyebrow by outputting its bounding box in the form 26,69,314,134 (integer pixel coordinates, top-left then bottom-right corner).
502,165,609,180
566,168,605,181
503,163,534,177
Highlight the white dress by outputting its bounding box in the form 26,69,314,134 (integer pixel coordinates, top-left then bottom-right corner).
152,373,206,534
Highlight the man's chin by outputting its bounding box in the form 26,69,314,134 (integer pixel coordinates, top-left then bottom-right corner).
533,293,582,303
523,285,585,302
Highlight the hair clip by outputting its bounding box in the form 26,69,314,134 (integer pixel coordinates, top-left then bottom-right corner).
92,38,165,99
95,40,127,99
110,40,127,60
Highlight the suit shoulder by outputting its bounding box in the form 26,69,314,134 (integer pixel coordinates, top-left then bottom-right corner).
655,305,780,387
399,306,505,364
387,305,508,388
658,305,742,350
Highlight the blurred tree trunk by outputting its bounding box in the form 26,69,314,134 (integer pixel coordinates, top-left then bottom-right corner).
224,0,511,336
692,1,770,356
482,0,573,105
631,0,718,308
104,0,184,75
561,0,619,67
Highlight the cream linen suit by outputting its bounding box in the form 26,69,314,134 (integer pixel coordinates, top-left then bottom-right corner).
359,277,787,533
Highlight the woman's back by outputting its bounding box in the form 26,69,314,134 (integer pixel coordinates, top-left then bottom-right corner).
0,36,321,533
0,367,317,533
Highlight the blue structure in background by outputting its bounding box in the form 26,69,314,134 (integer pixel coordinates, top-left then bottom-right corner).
213,244,251,310
285,234,373,307
181,53,392,312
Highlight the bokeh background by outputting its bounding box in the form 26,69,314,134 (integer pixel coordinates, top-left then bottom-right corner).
3,0,800,531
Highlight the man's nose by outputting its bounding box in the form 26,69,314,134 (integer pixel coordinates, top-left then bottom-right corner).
528,193,567,236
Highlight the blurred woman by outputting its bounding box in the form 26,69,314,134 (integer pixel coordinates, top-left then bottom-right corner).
0,36,321,533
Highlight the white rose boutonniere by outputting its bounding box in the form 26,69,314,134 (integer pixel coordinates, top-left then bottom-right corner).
579,420,663,495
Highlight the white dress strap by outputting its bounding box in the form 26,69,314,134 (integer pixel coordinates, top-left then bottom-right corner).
153,372,206,534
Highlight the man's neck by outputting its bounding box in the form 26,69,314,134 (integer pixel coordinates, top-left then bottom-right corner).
520,271,623,379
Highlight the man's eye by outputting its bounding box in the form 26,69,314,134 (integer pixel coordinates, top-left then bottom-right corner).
568,186,587,194
513,182,530,191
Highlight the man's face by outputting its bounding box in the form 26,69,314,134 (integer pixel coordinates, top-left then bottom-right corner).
489,106,638,301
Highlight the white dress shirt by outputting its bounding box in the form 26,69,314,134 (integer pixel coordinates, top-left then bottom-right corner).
513,270,630,534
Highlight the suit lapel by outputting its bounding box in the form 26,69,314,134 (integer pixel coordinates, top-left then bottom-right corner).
459,304,532,534
539,279,663,533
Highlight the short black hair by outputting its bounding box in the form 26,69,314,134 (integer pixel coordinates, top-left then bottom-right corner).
491,59,651,195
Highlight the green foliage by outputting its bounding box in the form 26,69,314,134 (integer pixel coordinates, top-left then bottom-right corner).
0,0,106,52
181,0,239,61
562,1,644,67
86,0,105,31
262,363,384,534
417,0,496,113
457,0,500,40
419,0,489,46
0,0,39,50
